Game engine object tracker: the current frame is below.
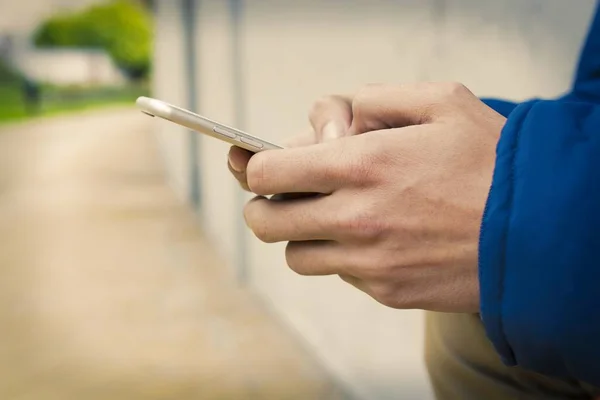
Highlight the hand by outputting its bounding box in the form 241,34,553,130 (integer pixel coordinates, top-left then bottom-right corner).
243,82,506,313
227,95,353,191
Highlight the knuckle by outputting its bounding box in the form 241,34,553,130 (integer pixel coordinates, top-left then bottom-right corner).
440,81,469,99
336,203,389,241
371,283,413,309
372,284,399,308
384,282,420,309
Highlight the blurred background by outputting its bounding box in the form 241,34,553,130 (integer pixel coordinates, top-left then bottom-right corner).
0,0,596,399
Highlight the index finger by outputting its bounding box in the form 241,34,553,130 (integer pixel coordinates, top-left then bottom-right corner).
246,142,345,196
228,130,316,192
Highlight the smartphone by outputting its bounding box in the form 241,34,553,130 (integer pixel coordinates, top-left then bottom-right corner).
136,96,282,152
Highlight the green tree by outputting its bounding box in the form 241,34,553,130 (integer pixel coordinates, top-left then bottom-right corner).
33,0,153,80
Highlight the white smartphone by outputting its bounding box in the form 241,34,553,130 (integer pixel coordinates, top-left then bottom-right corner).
136,96,282,152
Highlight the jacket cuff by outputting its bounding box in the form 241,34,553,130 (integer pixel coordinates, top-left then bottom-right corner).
478,101,538,366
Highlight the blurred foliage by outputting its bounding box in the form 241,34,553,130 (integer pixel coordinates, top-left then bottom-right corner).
0,58,23,85
33,0,152,80
0,81,150,123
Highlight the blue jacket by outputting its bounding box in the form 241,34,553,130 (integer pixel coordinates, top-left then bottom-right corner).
479,3,600,387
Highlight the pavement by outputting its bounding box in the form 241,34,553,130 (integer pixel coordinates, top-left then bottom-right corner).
0,108,348,400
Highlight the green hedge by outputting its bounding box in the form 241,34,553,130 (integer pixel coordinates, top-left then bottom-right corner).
33,0,153,80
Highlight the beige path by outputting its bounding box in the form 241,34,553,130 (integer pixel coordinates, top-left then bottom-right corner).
0,108,348,400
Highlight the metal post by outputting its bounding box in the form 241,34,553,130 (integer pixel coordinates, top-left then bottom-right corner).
230,0,249,284
182,0,201,208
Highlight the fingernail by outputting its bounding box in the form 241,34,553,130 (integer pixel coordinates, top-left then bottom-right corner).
322,121,343,142
228,155,243,173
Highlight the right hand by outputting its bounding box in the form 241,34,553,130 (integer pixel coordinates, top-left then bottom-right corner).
227,95,352,191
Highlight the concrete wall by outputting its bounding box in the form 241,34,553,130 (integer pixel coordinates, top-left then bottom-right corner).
152,0,191,201
152,1,597,399
194,0,241,270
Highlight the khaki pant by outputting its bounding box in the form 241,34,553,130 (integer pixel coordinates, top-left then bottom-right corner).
425,312,600,400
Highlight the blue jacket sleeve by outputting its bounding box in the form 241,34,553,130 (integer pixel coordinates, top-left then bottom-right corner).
479,100,600,387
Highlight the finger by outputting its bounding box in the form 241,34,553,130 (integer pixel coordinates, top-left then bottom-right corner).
309,95,353,142
285,241,348,276
228,146,253,190
252,131,319,196
285,241,385,278
348,82,473,135
246,142,346,195
244,195,339,243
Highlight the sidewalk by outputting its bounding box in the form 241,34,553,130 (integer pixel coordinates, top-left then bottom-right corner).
0,109,348,400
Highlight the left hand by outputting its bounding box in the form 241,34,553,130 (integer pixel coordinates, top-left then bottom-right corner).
243,83,506,313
